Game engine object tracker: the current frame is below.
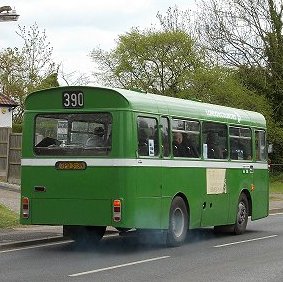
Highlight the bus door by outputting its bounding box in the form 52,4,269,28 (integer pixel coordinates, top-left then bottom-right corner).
136,116,162,228
201,168,229,227
252,129,268,219
229,126,254,218
201,122,229,227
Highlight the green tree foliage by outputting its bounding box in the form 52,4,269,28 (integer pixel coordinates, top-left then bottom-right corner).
90,5,282,164
195,0,283,164
90,28,204,97
183,66,280,152
197,0,283,122
265,0,283,121
0,23,59,122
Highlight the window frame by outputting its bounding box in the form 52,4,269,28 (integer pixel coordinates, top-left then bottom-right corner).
33,112,112,156
137,115,159,158
229,126,252,161
255,129,267,162
202,121,228,160
160,116,171,158
171,118,201,159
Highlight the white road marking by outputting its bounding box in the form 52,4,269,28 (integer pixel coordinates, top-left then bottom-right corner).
214,235,278,248
0,240,73,254
69,256,171,277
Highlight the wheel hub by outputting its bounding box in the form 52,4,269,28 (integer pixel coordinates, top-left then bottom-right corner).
237,202,246,225
172,207,185,238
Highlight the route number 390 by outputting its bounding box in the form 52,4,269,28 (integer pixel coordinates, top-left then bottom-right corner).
62,91,84,108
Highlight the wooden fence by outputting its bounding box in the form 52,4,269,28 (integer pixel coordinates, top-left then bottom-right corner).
0,127,21,184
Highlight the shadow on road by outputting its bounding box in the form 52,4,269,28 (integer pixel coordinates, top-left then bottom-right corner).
43,227,264,254
40,222,275,257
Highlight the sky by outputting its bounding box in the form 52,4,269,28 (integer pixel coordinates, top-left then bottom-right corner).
0,0,195,85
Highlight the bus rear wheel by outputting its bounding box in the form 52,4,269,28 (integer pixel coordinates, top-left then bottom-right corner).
166,196,188,247
63,225,106,242
234,193,249,235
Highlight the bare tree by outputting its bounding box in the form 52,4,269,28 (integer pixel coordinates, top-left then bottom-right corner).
156,5,194,33
196,0,280,67
59,65,90,86
196,0,283,120
0,23,59,122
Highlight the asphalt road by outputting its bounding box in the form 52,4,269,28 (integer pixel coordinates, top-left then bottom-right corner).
0,213,282,282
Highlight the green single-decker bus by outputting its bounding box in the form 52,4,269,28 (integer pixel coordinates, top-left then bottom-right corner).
20,86,269,246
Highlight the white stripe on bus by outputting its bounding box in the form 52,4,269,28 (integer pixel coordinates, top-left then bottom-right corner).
21,158,268,169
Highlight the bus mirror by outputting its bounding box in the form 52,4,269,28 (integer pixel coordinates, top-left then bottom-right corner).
268,144,273,154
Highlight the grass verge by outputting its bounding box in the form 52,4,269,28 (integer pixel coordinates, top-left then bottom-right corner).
0,204,19,228
270,172,283,194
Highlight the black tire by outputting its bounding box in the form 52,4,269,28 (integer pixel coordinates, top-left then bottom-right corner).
63,225,106,242
86,226,106,241
166,196,188,247
234,193,249,235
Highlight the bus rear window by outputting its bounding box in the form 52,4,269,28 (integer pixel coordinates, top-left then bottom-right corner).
34,113,112,156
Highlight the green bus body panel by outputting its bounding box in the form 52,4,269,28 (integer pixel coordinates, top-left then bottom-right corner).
225,167,269,224
251,169,269,219
22,165,131,227
24,87,130,111
32,199,111,225
20,165,268,228
21,86,268,231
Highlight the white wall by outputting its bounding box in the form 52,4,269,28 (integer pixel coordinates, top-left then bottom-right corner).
0,106,13,127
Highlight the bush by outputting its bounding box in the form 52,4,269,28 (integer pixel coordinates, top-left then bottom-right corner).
12,123,22,133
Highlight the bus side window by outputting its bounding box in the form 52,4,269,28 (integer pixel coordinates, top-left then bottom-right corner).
229,127,252,160
172,119,200,158
202,122,228,159
137,117,159,157
255,130,266,161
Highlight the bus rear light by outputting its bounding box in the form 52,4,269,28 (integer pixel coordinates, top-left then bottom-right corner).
113,199,121,222
22,197,30,218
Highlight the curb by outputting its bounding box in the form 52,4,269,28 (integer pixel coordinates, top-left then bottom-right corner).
0,230,119,250
0,236,67,250
269,208,283,214
0,182,20,193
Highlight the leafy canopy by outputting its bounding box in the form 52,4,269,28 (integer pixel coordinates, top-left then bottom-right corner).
91,28,204,97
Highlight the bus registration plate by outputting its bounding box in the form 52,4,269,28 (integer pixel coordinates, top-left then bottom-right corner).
55,161,87,170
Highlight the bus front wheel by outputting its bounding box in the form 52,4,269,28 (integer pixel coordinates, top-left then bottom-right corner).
166,196,188,247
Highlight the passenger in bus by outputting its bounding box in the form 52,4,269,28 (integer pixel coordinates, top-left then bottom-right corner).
85,127,105,147
173,132,190,157
240,140,252,160
182,134,199,158
206,132,223,159
230,138,251,160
